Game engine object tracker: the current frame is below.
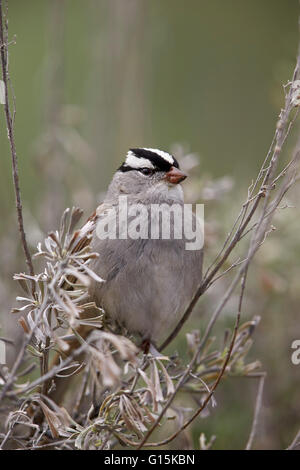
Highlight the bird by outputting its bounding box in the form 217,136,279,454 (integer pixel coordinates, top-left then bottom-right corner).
50,147,203,404
86,147,204,351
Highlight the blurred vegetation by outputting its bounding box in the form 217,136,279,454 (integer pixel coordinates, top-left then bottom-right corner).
0,0,300,449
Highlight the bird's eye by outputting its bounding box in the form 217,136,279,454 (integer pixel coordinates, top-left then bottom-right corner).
140,168,153,176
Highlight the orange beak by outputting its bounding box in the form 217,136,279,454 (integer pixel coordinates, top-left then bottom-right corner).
165,166,187,185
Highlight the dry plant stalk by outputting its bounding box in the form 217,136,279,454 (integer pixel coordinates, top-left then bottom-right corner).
1,3,300,451
0,0,34,278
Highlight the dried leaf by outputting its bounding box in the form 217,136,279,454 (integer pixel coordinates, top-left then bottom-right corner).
68,207,83,235
39,401,60,438
157,360,175,396
18,316,30,334
17,278,30,295
151,360,164,403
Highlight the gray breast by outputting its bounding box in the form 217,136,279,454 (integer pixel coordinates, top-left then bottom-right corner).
89,210,203,344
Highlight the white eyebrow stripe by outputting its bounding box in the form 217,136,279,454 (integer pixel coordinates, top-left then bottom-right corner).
125,151,155,169
143,148,174,164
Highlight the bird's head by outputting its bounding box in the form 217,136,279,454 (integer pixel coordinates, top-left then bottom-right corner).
107,148,187,201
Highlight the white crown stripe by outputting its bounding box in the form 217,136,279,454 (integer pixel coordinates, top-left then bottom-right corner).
143,148,174,164
125,151,155,169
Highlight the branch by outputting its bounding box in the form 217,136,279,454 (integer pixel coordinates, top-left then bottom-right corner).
287,429,300,450
144,90,300,447
137,294,242,449
0,0,34,278
0,300,45,402
159,36,300,352
245,373,266,450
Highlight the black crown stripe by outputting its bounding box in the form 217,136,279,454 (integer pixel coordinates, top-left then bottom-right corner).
118,148,180,173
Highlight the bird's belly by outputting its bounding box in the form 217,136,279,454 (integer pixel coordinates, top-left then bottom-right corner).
96,273,190,343
89,238,202,344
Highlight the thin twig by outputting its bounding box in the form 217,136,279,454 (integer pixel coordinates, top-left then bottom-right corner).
147,108,300,448
8,338,92,397
137,303,242,449
287,429,300,450
30,438,76,450
41,337,51,396
245,373,266,450
159,46,300,353
137,269,248,449
0,301,46,402
0,0,34,279
72,367,90,419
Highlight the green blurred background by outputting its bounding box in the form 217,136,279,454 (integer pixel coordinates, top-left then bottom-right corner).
0,0,300,449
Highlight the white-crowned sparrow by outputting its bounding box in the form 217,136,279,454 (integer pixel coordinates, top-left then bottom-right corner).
86,148,203,350
50,148,203,403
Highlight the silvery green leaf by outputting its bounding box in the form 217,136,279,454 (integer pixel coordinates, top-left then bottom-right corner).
26,345,43,358
74,260,105,283
16,296,33,303
14,273,38,282
63,268,90,287
11,304,30,313
60,208,70,238
77,316,103,328
55,362,85,378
